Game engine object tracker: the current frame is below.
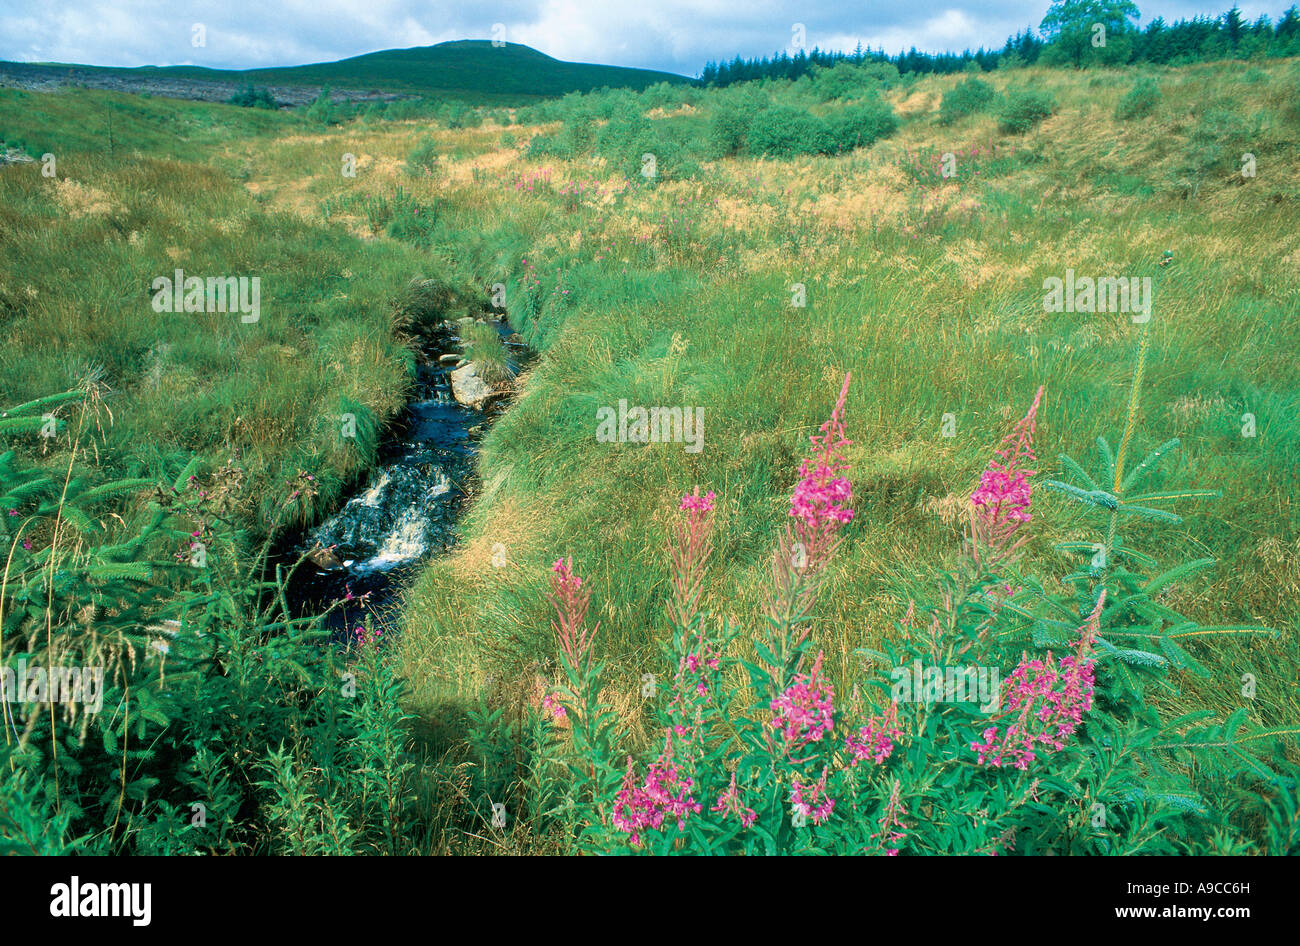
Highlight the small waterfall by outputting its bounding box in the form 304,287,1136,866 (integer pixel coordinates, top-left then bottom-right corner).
278,317,527,639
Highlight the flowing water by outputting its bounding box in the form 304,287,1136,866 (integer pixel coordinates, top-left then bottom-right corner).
279,318,524,639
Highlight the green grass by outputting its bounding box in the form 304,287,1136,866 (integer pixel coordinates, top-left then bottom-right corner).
461,320,514,383
0,89,484,528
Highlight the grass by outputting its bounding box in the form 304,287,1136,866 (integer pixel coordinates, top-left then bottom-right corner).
461,320,514,383
2,56,1298,851
0,88,487,528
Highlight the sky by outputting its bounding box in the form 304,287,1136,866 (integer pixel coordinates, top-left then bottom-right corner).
0,1,1286,78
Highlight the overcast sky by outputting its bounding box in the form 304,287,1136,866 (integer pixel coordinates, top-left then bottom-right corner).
0,1,1285,77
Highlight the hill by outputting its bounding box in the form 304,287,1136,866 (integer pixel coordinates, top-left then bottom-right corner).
0,40,690,106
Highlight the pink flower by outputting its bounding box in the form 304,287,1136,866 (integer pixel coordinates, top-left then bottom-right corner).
972,593,1104,769
541,692,567,719
549,557,597,666
779,374,854,584
668,487,716,630
791,767,835,825
770,651,835,750
846,701,902,765
352,625,382,647
869,779,907,854
612,743,702,846
679,490,715,513
971,386,1043,556
711,771,757,828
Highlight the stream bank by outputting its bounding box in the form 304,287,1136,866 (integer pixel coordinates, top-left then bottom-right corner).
277,315,526,639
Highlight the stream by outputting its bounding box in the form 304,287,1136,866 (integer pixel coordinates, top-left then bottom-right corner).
277,316,524,640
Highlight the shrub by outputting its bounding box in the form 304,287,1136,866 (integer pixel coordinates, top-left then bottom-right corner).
384,188,438,246
812,62,866,101
0,410,420,854
939,77,996,125
403,137,439,178
385,97,437,121
227,85,277,109
826,99,899,152
746,105,832,158
440,102,482,129
707,103,757,157
1115,77,1162,120
997,88,1056,133
810,61,902,102
303,87,339,126
1180,107,1263,178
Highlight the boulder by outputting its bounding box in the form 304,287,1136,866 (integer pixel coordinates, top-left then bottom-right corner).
305,544,345,571
450,363,497,410
0,148,35,167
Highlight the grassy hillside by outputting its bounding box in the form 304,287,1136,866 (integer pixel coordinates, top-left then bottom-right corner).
2,56,1298,854
2,41,689,105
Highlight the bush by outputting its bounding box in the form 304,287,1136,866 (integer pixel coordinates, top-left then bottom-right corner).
227,85,277,109
385,97,437,121
939,77,996,125
1180,107,1263,178
707,102,758,157
303,88,339,126
997,88,1056,133
826,99,899,152
440,102,482,129
1115,77,1162,120
811,61,902,102
526,112,600,161
403,136,439,178
0,424,420,855
746,105,832,158
384,188,438,246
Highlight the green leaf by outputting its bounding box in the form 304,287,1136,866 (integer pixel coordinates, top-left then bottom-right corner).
1120,438,1180,492
1143,558,1215,597
1116,504,1182,524
1041,480,1118,508
1056,452,1099,490
1122,488,1220,504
